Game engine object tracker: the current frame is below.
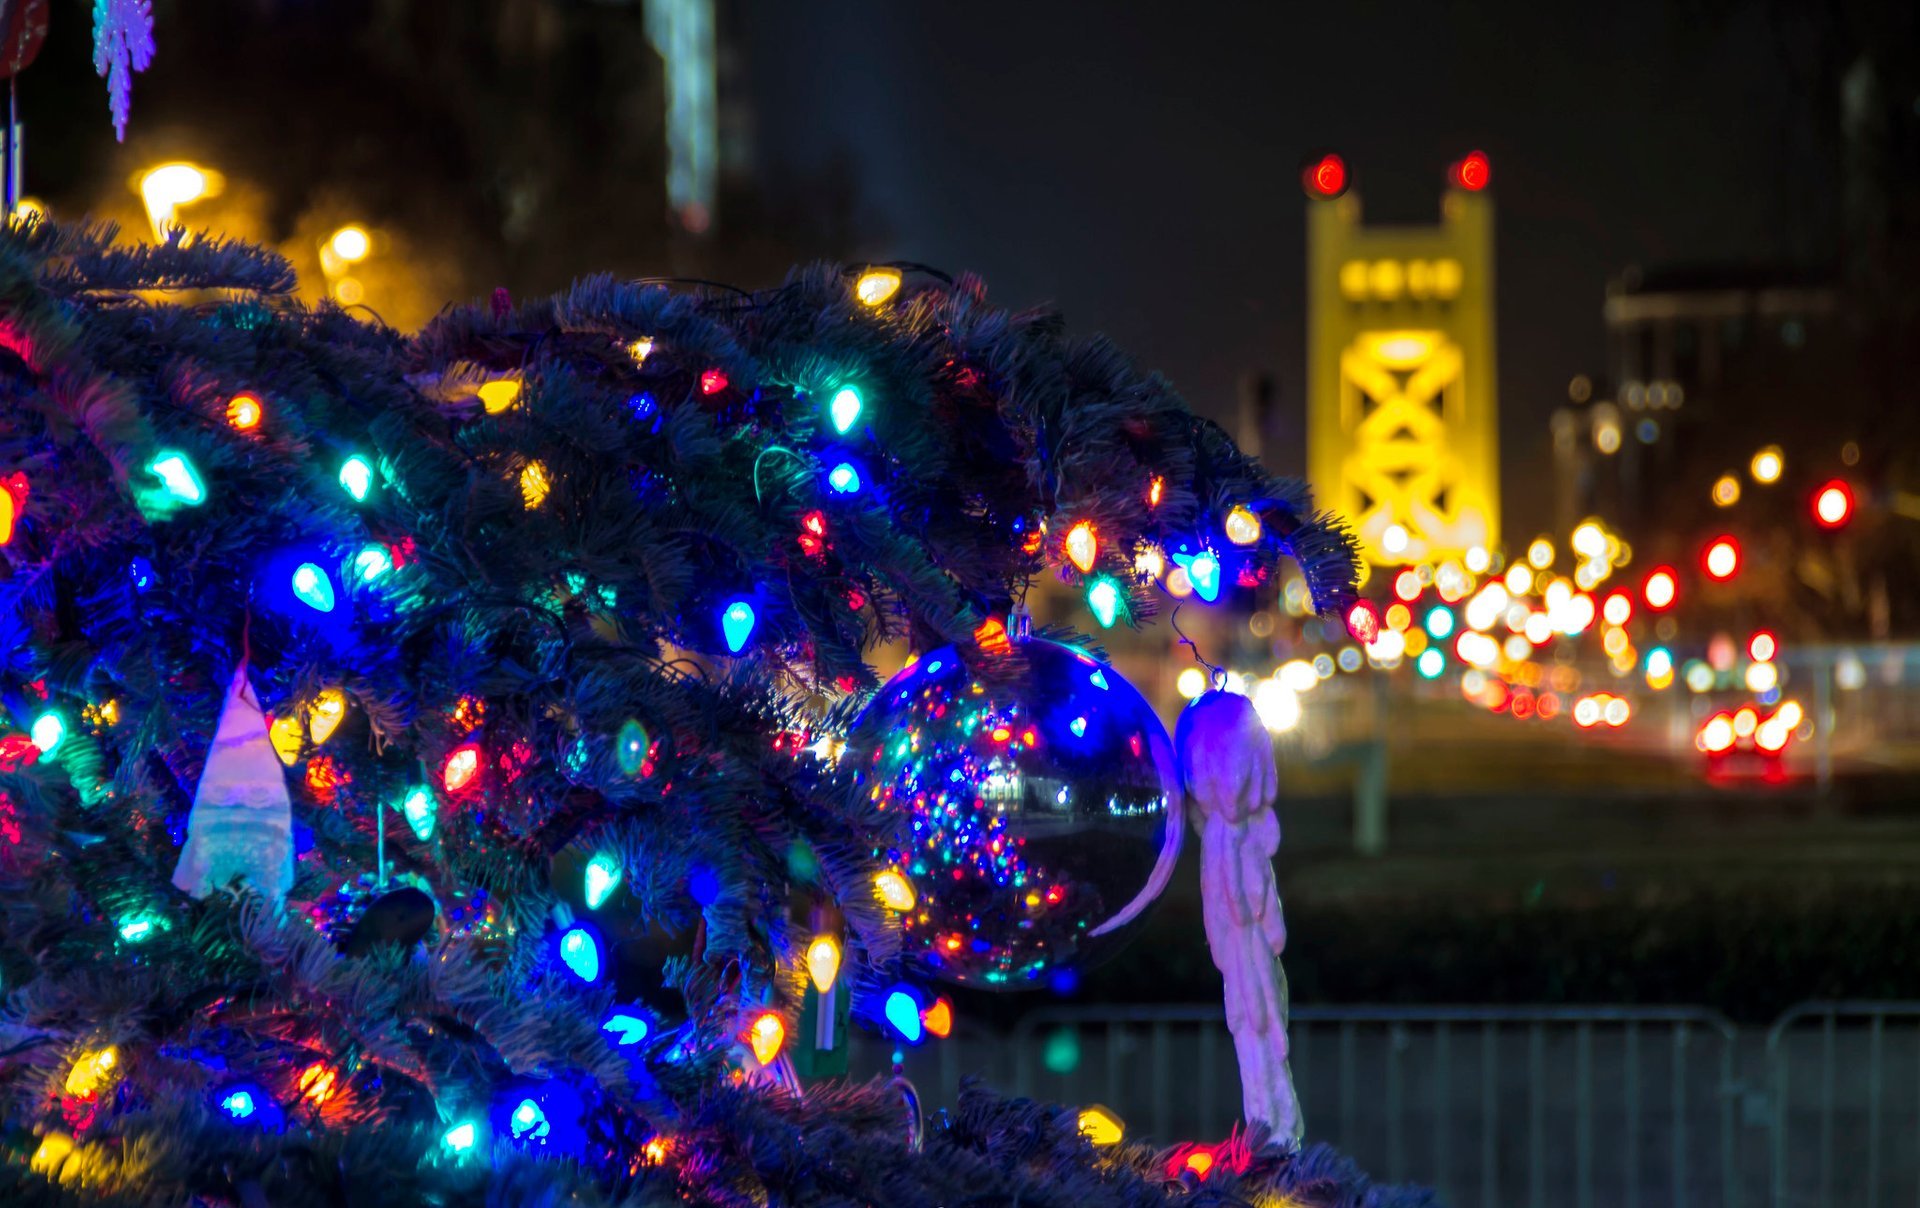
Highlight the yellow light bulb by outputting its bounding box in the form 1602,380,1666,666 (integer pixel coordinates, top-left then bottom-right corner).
520,461,551,509
309,689,347,745
1077,1104,1125,1146
854,267,903,307
748,1012,785,1066
805,934,842,994
874,868,917,912
269,714,303,766
1224,505,1262,546
478,379,522,414
1065,521,1098,573
64,1046,118,1098
29,1132,73,1173
628,337,655,366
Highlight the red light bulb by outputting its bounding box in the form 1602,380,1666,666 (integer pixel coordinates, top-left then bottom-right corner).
1345,598,1381,644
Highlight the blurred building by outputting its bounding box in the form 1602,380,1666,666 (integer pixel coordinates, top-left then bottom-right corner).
1549,267,1841,540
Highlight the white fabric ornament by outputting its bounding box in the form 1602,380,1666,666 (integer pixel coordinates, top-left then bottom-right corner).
171,664,295,909
1175,688,1303,1147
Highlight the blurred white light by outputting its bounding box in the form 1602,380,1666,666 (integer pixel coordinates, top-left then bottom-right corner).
1252,680,1302,733
1176,667,1208,699
1279,660,1318,693
1746,662,1779,693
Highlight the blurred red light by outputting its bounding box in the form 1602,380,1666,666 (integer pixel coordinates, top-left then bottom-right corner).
1642,567,1678,611
1303,152,1348,198
1813,480,1853,529
1748,631,1777,662
1451,150,1491,191
1702,538,1740,581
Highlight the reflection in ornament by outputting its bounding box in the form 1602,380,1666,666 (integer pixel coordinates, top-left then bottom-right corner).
846,638,1182,988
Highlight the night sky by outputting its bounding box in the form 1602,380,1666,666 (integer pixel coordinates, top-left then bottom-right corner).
745,2,1833,503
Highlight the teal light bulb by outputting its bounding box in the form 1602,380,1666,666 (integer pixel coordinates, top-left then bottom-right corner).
291,563,337,613
339,455,374,502
721,600,756,653
400,787,436,841
583,853,622,909
829,386,862,434
147,452,205,504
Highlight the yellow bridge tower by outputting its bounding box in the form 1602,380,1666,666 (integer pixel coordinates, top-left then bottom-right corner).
1306,152,1499,567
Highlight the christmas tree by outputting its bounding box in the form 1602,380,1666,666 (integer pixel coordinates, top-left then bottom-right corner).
0,221,1425,1207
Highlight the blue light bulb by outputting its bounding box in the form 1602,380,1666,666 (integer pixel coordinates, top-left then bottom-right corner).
443,1121,477,1151
1069,716,1088,738
602,1011,650,1047
129,556,155,590
884,988,924,1043
721,600,756,653
829,386,863,434
557,925,602,983
827,462,861,494
219,1089,256,1120
1173,549,1222,603
510,1098,550,1141
291,563,337,613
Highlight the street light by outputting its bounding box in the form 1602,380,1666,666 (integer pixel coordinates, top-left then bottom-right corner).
138,162,219,241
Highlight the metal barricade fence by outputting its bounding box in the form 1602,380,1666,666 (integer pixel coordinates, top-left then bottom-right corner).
1766,1002,1920,1208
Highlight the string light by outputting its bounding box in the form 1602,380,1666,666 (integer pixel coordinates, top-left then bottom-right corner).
147,452,206,505
748,1012,785,1065
1749,631,1777,663
1750,446,1784,485
510,1099,550,1141
1346,599,1382,644
291,563,337,613
883,989,924,1042
556,924,604,984
217,1086,261,1121
699,368,729,395
806,935,842,994
1813,480,1853,528
339,455,374,502
874,868,917,911
442,744,481,792
827,462,861,494
920,997,954,1038
443,1122,478,1152
477,379,522,414
297,1062,337,1105
627,337,655,366
520,461,551,509
583,853,623,910
226,392,263,431
1175,549,1222,602
1065,521,1098,573
400,786,436,840
64,1046,118,1097
854,267,903,306
602,1009,650,1047
29,711,63,754
721,600,757,653
1078,1105,1125,1146
118,916,157,942
1086,577,1122,628
353,544,394,583
309,689,347,745
1147,475,1164,508
829,386,863,434
1224,505,1262,545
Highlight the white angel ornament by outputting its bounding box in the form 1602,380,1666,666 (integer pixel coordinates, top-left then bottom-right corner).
1176,687,1303,1147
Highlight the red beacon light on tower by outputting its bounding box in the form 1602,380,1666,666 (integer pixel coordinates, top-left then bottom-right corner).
1301,151,1349,199
1449,150,1492,192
